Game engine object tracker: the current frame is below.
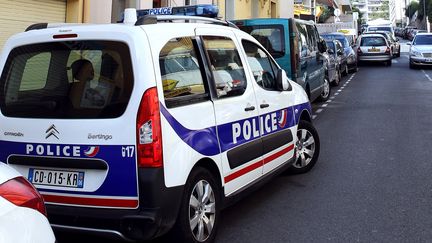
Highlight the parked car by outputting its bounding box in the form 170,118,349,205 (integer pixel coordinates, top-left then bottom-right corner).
367,25,395,38
325,40,343,86
408,33,432,69
357,34,393,66
0,15,320,243
404,27,417,39
321,32,358,74
0,163,55,243
233,18,328,102
363,31,400,57
409,29,427,41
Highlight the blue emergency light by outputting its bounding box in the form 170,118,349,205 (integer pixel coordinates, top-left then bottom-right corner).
135,4,219,19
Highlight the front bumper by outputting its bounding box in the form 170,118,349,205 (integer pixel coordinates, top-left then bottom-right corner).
410,56,432,65
47,168,184,241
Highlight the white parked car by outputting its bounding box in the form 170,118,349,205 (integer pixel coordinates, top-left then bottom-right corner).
409,33,432,69
0,14,320,243
0,163,55,243
357,34,393,66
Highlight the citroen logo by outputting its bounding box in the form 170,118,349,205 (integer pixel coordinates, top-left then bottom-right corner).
45,125,59,139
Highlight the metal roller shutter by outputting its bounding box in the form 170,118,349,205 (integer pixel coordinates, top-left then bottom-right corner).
0,0,66,49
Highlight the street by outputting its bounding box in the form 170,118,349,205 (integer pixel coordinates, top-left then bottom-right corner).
55,43,432,242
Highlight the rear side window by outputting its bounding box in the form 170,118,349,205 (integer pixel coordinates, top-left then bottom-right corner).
202,36,247,98
361,37,386,46
159,37,208,107
0,41,133,118
239,25,285,58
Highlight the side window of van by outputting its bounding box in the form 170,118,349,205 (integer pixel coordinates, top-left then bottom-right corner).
159,37,208,107
202,36,247,98
242,40,278,90
296,23,308,57
308,25,319,52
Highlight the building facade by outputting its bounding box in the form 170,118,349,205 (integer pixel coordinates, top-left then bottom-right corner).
352,0,396,24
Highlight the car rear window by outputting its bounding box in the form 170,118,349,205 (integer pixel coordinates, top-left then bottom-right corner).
0,41,133,118
368,26,392,32
238,25,285,58
360,37,386,46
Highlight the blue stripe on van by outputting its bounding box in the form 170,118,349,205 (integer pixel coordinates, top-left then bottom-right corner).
160,102,311,156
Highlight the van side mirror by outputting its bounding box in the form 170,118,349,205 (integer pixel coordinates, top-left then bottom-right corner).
277,69,292,91
318,39,327,53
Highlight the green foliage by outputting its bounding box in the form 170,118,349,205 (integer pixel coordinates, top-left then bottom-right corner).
405,1,419,18
318,7,332,23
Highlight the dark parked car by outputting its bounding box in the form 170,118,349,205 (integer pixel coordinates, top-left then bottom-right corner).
321,32,358,74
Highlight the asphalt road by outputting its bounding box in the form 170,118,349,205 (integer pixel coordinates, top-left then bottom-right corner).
215,45,432,242
58,42,432,242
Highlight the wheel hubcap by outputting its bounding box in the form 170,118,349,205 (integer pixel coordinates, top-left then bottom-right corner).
189,180,216,242
294,129,316,168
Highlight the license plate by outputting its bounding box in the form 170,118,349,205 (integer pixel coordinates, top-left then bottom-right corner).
28,168,84,188
426,58,432,62
368,48,380,52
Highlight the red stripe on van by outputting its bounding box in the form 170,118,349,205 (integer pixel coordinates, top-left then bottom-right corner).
224,144,294,183
42,194,138,208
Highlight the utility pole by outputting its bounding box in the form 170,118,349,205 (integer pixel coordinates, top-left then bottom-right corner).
424,0,430,31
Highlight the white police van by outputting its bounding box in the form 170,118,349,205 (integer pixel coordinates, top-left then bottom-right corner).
0,12,320,243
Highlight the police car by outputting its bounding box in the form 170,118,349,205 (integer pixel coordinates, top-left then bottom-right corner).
0,10,320,243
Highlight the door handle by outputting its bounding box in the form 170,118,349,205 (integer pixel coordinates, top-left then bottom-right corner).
260,103,270,109
244,105,255,111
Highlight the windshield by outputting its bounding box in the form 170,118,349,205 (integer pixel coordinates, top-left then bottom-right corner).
361,37,386,46
239,25,285,58
326,41,335,51
0,41,133,118
413,35,432,45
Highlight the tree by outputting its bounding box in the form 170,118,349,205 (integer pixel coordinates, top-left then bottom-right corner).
352,7,364,25
405,1,419,18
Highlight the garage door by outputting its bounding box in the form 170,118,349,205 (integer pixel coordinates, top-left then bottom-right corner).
0,0,66,49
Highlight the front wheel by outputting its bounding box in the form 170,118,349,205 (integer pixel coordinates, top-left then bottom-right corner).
318,77,331,102
288,120,320,174
172,167,220,243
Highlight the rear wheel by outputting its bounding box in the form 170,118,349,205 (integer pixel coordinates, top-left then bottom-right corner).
172,167,220,243
396,48,401,58
318,77,331,102
288,120,320,174
387,60,392,66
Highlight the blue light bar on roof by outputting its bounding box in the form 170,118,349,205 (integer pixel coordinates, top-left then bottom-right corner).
136,4,219,19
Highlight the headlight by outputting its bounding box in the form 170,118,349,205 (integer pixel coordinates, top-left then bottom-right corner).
411,48,422,57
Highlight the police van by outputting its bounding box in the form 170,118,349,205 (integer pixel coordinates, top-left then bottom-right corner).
0,11,320,243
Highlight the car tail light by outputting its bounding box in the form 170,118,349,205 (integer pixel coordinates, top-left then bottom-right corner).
357,48,362,54
136,87,163,168
385,47,391,54
0,177,46,216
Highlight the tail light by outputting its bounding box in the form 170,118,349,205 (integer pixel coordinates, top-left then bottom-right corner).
0,177,46,216
357,48,362,54
385,47,391,54
136,87,163,168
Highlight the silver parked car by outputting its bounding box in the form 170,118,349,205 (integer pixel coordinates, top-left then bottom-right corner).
325,40,342,86
409,33,432,69
357,34,392,66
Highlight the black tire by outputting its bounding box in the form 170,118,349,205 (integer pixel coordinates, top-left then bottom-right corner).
342,64,348,76
288,120,320,174
396,49,401,58
387,60,392,66
171,167,220,243
409,59,416,69
318,77,331,102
